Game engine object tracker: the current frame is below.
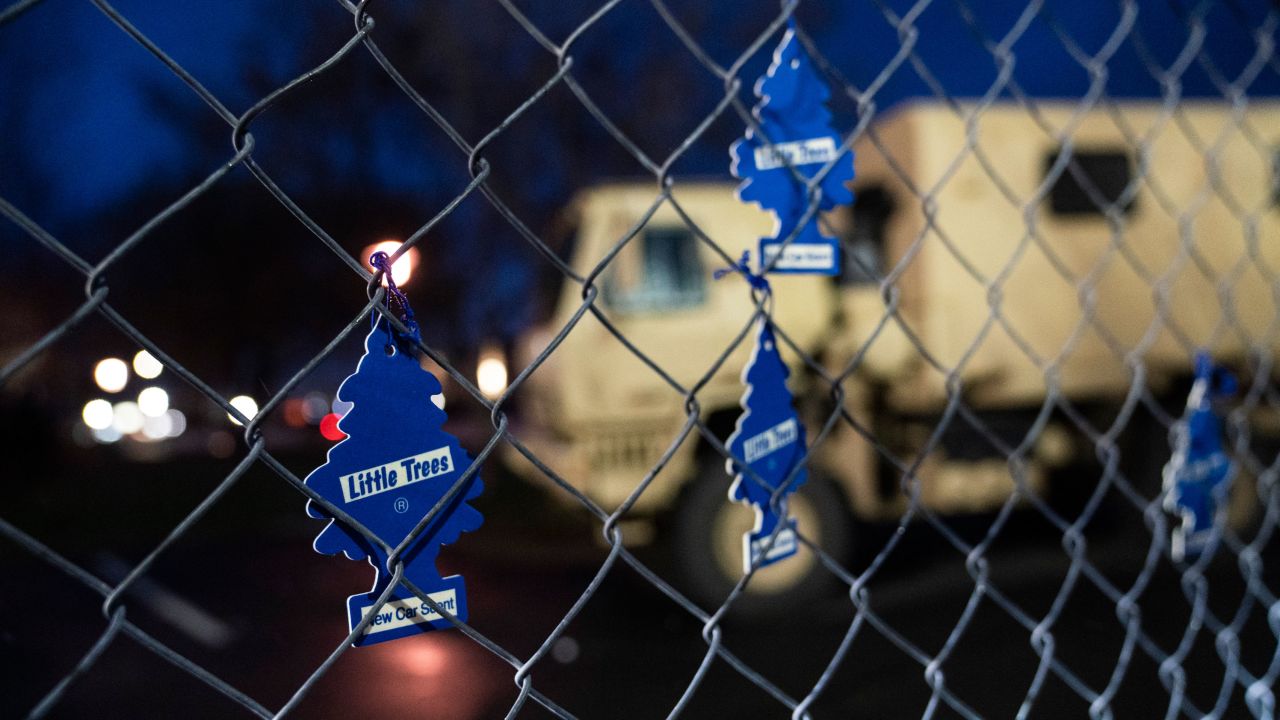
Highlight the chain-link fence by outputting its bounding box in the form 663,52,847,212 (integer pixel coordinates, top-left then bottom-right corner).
3,0,1280,718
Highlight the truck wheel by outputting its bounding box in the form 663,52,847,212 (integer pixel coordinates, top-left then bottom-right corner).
668,461,854,619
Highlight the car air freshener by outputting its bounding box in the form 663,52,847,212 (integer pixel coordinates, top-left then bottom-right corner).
731,22,854,275
1163,352,1236,562
718,258,810,571
304,252,483,646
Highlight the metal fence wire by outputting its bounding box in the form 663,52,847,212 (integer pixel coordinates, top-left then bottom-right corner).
3,0,1280,718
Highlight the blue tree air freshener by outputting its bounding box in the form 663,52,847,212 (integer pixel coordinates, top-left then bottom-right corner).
725,317,809,572
731,22,854,275
1162,352,1236,562
304,252,483,646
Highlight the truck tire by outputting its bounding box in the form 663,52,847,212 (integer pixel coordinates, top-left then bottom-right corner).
668,459,854,619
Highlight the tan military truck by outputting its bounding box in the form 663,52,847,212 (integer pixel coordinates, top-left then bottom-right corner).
506,100,1280,609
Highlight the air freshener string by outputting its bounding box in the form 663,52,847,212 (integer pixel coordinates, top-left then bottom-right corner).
713,250,772,294
369,250,419,340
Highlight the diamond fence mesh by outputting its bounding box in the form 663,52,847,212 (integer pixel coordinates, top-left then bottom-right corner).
3,0,1280,718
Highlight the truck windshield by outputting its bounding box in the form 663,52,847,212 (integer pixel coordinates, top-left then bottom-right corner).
603,226,706,313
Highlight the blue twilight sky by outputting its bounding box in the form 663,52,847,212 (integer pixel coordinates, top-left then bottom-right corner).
2,1,1275,231
0,0,1276,361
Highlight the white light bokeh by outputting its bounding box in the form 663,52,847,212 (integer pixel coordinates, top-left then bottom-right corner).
551,636,580,664
82,399,114,430
112,401,145,434
137,386,169,417
132,350,164,379
364,240,419,286
332,398,354,417
94,357,129,393
228,395,259,426
165,409,187,438
476,350,508,401
142,412,173,440
92,426,122,444
302,391,329,424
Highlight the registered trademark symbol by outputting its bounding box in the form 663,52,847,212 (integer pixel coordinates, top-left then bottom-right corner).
394,497,409,513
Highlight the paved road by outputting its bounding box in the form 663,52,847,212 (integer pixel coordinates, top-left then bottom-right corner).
2,453,1276,719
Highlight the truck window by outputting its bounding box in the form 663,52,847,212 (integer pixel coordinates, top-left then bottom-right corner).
838,185,894,285
1045,148,1135,216
603,226,706,313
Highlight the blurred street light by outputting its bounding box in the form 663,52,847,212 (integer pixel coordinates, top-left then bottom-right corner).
142,412,173,440
283,398,307,427
133,350,164,379
362,240,419,286
165,409,187,438
228,395,259,426
112,401,145,434
320,412,347,442
301,392,329,424
94,357,129,393
82,399,114,430
138,387,169,417
477,344,508,401
92,427,122,444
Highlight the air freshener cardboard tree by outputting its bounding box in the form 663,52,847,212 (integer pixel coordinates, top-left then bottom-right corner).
1163,353,1236,562
725,319,809,571
304,256,483,646
731,24,854,275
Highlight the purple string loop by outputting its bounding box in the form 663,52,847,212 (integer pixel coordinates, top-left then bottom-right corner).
369,250,420,342
713,251,771,294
